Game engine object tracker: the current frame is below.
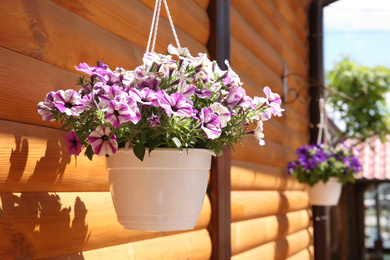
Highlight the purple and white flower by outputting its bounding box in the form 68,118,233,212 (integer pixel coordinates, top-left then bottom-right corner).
130,88,159,106
210,103,230,128
199,107,222,139
263,86,284,117
148,114,161,127
54,89,85,116
104,100,133,128
254,120,265,146
157,91,193,117
87,126,118,156
38,91,56,121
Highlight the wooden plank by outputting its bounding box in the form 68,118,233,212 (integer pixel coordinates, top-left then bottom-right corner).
231,37,282,95
50,0,208,56
231,0,307,62
286,245,314,260
232,137,297,169
0,120,108,192
231,190,310,222
285,0,309,28
231,228,313,259
272,0,308,43
231,210,311,255
231,6,283,77
0,192,211,259
0,0,143,72
139,0,209,45
43,229,212,259
194,0,210,10
231,160,306,191
239,1,308,76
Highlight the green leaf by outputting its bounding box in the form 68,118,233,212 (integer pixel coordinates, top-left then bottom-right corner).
85,145,94,161
133,143,146,161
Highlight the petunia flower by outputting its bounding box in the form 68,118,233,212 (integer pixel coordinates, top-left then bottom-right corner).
75,62,109,78
139,76,161,91
194,87,213,99
130,88,159,106
38,91,56,121
104,100,132,128
157,91,193,117
263,86,284,117
254,120,265,145
148,114,161,127
99,85,124,107
64,131,82,155
210,103,231,128
199,107,222,139
87,126,117,156
54,89,85,116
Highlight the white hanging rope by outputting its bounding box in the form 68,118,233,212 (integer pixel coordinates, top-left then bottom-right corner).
146,0,162,53
163,0,181,48
316,98,331,145
146,0,181,53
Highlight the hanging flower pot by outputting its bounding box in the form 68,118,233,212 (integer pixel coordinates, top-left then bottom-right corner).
37,0,284,232
106,148,212,231
287,143,362,206
308,177,342,206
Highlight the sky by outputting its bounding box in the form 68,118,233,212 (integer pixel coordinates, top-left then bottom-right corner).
324,0,390,71
323,0,390,129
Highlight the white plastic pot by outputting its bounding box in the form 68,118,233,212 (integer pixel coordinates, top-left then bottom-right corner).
308,177,342,206
106,148,212,231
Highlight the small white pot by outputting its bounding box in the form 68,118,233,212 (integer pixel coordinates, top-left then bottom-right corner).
308,177,342,206
106,148,212,231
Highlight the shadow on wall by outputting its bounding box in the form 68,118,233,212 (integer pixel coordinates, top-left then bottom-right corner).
0,135,90,259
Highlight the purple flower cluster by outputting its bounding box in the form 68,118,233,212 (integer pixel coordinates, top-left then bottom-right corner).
287,143,362,186
38,44,284,159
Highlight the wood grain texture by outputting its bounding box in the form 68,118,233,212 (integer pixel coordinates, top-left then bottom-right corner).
247,1,308,76
231,36,282,94
0,120,108,192
231,160,306,191
0,192,211,259
0,47,81,127
139,0,210,45
231,210,311,255
232,137,297,169
286,245,314,260
0,0,143,72
43,229,211,260
193,0,210,10
231,228,313,259
272,0,308,43
231,0,307,62
230,7,283,78
231,190,310,222
285,0,309,28
50,0,208,56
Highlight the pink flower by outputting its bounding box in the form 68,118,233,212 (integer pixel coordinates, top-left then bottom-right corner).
87,126,117,156
64,131,82,155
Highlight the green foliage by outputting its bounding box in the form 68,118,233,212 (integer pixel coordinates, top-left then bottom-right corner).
326,57,390,143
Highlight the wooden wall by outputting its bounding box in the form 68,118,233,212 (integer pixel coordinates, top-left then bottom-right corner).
0,0,314,259
0,0,212,259
230,0,314,259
